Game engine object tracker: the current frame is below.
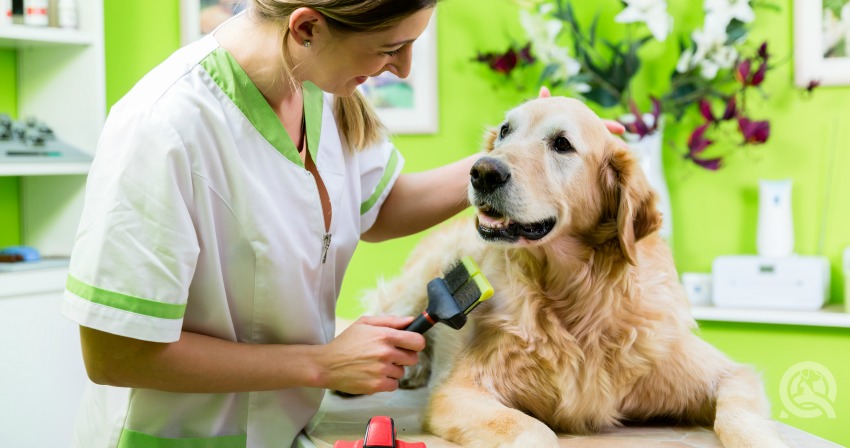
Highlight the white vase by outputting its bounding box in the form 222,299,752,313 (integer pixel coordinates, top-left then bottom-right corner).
626,126,672,242
756,179,794,257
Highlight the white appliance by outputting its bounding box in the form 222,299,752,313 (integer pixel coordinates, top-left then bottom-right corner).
756,179,794,257
712,255,829,311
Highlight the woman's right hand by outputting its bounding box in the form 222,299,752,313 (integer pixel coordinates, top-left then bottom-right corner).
317,315,426,395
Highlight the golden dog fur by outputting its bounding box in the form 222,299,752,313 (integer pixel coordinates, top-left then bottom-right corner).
365,97,786,448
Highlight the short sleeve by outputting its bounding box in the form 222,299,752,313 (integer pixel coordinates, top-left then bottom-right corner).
61,107,200,343
357,139,404,234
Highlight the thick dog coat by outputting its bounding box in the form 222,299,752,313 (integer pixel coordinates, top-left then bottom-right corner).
367,97,786,448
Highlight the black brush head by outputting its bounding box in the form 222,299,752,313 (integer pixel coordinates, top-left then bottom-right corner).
453,281,485,314
442,260,471,293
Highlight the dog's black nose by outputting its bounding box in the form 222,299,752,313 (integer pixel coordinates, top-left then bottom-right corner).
470,157,511,193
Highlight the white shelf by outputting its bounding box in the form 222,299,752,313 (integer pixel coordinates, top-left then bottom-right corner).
0,162,90,176
692,304,850,328
0,265,68,298
0,25,93,47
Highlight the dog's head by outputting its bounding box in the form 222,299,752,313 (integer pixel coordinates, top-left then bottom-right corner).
469,97,662,265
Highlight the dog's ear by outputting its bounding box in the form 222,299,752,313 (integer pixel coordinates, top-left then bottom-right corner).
602,138,662,265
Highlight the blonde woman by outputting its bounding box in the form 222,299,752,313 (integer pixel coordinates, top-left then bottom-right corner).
61,1,466,446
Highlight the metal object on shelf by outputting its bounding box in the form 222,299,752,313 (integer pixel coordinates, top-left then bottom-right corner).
0,113,92,164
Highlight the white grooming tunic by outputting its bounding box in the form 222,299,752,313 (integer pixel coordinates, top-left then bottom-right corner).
61,34,403,448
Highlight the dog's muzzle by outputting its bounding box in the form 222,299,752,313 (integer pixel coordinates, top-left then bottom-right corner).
469,157,556,243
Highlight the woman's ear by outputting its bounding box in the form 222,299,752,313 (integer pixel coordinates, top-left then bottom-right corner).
288,7,326,46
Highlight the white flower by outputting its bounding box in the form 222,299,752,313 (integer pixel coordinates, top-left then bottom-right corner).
678,19,738,79
676,48,695,73
541,45,582,84
615,0,673,42
520,9,581,84
704,0,755,29
519,8,561,48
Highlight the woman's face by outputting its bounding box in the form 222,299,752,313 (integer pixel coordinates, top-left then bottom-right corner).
309,7,434,96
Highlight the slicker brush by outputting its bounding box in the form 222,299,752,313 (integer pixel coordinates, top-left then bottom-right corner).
405,256,494,334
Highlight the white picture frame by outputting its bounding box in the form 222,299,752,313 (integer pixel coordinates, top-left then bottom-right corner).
360,16,439,135
794,0,850,87
180,0,246,46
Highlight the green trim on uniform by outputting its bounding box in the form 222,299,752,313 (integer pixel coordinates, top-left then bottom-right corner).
199,48,323,168
117,428,246,448
360,148,400,215
302,81,323,159
66,275,186,320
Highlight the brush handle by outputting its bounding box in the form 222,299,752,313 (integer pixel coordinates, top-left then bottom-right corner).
405,313,435,334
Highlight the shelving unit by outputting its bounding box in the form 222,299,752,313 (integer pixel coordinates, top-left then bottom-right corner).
0,5,103,445
1,0,105,260
0,24,93,47
692,304,850,328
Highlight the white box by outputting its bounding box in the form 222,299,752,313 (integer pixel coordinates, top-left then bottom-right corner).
681,272,712,306
712,255,829,311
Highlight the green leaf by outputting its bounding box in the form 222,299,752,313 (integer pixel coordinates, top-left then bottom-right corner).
584,86,620,108
726,19,748,44
589,12,600,46
539,64,562,84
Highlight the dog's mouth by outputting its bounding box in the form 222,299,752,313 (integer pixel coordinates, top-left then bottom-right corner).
475,204,556,243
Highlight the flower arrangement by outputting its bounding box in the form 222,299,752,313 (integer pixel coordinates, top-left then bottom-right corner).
474,0,805,170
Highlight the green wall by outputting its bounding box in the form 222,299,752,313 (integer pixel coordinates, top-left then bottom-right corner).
0,49,19,246
340,1,850,445
0,0,844,444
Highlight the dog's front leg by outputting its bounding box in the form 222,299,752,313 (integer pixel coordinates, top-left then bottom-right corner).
425,366,559,448
714,364,788,448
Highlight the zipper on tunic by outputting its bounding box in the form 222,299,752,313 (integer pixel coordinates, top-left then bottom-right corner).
321,233,332,264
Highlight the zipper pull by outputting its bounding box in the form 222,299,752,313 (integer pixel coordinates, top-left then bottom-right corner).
321,233,332,264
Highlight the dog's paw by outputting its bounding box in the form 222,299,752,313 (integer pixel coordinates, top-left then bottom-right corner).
498,428,559,448
399,343,432,389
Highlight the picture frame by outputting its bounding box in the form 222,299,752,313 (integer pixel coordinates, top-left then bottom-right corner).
794,0,850,87
360,16,438,135
180,0,246,46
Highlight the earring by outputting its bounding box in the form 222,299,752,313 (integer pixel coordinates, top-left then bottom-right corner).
303,40,311,48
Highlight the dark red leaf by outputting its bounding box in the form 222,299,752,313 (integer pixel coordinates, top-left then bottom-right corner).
699,99,715,122
751,62,767,87
736,59,752,86
722,96,737,120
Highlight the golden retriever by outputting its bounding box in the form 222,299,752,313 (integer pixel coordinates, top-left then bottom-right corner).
364,97,787,448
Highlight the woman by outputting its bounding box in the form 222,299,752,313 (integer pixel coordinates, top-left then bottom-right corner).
62,1,462,446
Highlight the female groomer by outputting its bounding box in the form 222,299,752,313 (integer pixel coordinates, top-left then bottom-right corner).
62,1,449,446
61,0,624,446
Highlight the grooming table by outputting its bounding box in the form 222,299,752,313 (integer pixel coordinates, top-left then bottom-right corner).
295,387,840,448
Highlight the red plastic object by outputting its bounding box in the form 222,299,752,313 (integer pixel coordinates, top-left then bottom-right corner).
333,416,426,448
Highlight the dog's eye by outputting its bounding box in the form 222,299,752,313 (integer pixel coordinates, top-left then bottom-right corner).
552,136,574,153
499,124,510,140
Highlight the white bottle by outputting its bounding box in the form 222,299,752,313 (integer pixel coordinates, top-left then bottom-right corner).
23,0,48,26
57,0,75,28
0,0,12,26
756,179,794,257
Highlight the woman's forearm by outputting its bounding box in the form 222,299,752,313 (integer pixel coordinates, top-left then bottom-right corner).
81,327,325,393
363,154,478,242
80,315,424,395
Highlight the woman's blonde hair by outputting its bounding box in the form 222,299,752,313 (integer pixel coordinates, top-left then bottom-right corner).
250,0,437,151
